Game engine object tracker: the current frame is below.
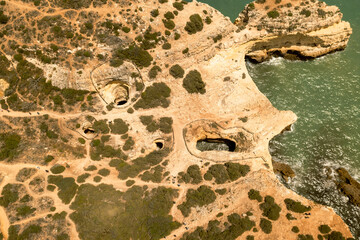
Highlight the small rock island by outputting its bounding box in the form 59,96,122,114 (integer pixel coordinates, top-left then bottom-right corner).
0,0,354,239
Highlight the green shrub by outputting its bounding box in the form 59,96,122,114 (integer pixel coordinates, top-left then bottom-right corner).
298,234,314,240
260,196,281,220
162,42,171,50
169,64,185,79
206,164,229,184
284,198,311,213
0,10,9,24
215,188,226,195
256,0,266,3
162,19,175,29
111,45,153,68
123,137,135,151
93,176,102,182
178,185,216,217
175,32,181,40
0,184,20,207
70,184,180,240
50,164,66,174
173,2,184,11
159,117,173,133
151,9,159,17
0,133,21,160
47,185,56,191
164,11,175,19
45,155,54,163
267,10,280,18
148,66,162,79
47,175,78,204
183,70,206,94
109,118,128,134
16,205,36,216
134,82,171,109
16,168,37,182
185,14,203,34
205,16,212,24
300,9,311,17
259,218,272,234
122,26,130,33
78,138,86,144
92,120,109,134
159,0,168,3
182,48,189,54
126,180,135,186
248,189,262,202
292,226,300,233
179,165,202,184
213,34,222,43
98,168,110,177
318,225,331,234
84,165,97,171
77,173,90,183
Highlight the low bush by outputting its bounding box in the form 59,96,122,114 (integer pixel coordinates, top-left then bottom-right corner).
148,65,162,79
291,226,299,233
259,196,281,220
169,64,185,79
0,184,20,207
183,70,206,94
164,11,175,19
47,175,78,204
134,82,171,109
162,19,175,30
109,118,128,135
259,218,272,234
50,164,66,174
0,133,21,161
110,45,153,68
162,42,171,50
248,189,262,202
178,185,216,217
173,2,184,11
98,168,110,177
318,225,331,234
77,173,90,183
185,14,203,34
178,165,202,184
151,9,159,17
16,205,36,216
300,9,311,17
284,198,311,213
267,10,280,18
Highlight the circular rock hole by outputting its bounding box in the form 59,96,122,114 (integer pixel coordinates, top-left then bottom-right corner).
154,139,165,150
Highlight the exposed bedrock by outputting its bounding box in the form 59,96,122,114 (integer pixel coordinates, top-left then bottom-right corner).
235,0,352,62
336,168,360,207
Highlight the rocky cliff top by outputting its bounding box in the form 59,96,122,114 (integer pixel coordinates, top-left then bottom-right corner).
0,0,354,239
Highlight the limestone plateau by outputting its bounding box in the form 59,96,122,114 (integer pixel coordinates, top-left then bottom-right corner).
0,0,354,239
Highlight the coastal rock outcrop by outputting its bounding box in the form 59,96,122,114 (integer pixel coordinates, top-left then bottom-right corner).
235,0,352,62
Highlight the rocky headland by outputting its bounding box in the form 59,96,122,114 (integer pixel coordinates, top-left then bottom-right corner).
0,0,355,239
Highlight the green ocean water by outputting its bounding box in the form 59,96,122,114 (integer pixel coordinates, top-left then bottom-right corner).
193,0,360,237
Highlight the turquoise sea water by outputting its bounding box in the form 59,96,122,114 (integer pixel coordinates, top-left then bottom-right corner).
195,0,360,237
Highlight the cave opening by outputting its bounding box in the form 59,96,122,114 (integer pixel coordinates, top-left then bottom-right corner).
196,138,236,152
155,141,164,150
116,100,128,106
84,128,95,134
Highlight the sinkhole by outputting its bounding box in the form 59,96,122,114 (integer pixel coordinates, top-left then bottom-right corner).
84,128,95,134
154,139,165,150
196,138,236,152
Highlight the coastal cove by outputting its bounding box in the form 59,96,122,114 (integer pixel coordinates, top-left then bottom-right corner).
196,0,360,237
